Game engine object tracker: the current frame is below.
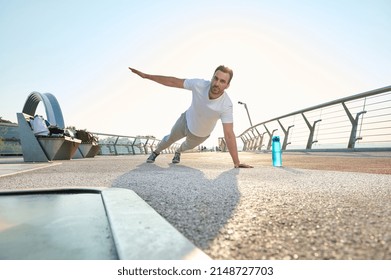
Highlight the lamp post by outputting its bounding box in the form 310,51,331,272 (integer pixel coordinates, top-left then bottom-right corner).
238,101,253,127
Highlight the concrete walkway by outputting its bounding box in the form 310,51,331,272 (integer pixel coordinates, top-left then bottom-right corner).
0,151,390,259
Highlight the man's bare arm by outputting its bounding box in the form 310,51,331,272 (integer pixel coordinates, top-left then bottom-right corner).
223,123,253,168
128,67,185,88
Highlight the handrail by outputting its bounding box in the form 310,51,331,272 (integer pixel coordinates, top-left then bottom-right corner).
90,132,199,155
91,133,165,156
237,85,391,151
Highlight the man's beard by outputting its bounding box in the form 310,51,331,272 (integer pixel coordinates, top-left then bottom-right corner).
211,85,221,94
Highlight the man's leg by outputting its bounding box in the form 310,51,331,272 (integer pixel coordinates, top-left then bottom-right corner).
155,113,187,153
177,133,209,152
147,113,186,163
172,129,209,164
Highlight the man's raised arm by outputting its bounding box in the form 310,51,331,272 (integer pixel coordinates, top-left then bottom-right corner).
128,67,185,88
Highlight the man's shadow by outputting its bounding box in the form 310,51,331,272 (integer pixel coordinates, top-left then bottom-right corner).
112,163,240,249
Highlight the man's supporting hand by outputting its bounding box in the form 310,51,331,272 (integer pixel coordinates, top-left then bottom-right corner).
235,163,254,168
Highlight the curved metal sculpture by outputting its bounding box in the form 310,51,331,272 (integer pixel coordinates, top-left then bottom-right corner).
22,91,65,129
17,91,81,162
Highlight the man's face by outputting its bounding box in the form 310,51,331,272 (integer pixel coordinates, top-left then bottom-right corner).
210,70,230,99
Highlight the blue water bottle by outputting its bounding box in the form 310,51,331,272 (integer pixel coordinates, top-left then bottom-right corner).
272,136,282,167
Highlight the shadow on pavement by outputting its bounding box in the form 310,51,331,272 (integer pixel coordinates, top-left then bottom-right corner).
112,162,240,249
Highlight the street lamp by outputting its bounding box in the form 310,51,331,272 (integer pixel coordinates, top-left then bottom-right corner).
238,101,253,127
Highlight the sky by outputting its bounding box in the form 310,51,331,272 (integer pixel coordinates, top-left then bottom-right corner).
1,0,390,148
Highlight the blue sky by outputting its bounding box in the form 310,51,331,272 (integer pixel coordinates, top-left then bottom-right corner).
1,0,390,147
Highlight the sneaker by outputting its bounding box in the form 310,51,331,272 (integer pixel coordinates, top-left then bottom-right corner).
172,152,181,164
147,151,159,163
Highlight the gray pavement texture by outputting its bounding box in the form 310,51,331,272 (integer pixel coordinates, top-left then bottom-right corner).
0,151,390,260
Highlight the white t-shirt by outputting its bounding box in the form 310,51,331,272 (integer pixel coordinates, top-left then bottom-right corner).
184,79,233,137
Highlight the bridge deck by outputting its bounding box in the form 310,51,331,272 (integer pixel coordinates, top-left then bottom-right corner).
0,152,390,259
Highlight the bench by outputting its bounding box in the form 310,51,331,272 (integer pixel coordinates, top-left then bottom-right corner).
17,92,81,162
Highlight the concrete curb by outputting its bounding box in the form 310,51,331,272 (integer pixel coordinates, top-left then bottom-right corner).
0,187,210,260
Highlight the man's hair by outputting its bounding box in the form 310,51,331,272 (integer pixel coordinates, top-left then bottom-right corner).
214,65,233,84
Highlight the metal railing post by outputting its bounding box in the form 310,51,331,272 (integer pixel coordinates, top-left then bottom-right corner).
258,132,267,151
342,102,367,149
266,128,278,150
277,120,294,151
130,137,137,155
243,134,250,151
144,138,149,155
240,136,247,151
302,113,322,149
113,136,119,155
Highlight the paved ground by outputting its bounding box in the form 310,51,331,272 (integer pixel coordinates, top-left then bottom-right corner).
0,151,390,260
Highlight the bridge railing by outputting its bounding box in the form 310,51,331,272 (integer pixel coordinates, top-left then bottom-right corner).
90,133,186,156
0,123,22,156
91,133,176,155
237,85,391,151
